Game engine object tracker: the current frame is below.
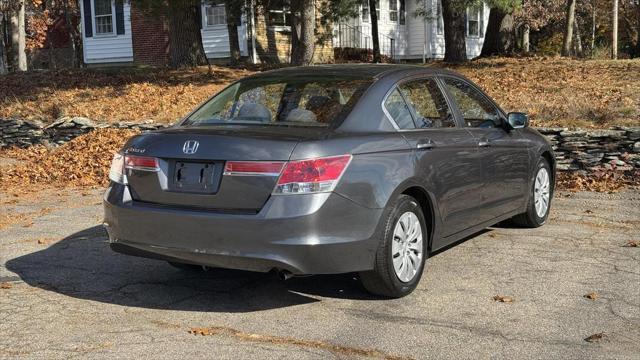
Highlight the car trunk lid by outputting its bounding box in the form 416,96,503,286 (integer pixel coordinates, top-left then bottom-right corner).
123,126,330,211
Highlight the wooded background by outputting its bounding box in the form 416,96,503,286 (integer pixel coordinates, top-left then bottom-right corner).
1,0,639,72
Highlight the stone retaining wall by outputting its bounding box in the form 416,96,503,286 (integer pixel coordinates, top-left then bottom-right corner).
1,118,639,172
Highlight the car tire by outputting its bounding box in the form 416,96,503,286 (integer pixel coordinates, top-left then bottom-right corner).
167,261,211,272
512,158,553,228
359,195,428,298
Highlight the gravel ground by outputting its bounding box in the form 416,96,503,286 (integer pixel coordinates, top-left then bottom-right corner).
0,188,638,359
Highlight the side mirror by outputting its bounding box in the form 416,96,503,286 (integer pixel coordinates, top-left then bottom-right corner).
507,112,528,129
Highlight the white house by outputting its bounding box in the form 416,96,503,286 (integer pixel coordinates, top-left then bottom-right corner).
78,0,488,66
334,0,489,60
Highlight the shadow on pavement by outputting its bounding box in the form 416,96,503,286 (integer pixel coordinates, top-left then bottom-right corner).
6,226,381,313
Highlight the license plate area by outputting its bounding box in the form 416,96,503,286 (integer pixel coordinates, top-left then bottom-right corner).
168,160,223,194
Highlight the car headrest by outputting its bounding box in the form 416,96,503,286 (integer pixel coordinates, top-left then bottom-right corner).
286,108,317,123
237,102,272,122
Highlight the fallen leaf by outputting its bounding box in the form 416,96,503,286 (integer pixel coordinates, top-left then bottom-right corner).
493,295,514,303
622,240,638,248
584,333,606,343
0,282,12,289
584,209,594,214
583,292,599,300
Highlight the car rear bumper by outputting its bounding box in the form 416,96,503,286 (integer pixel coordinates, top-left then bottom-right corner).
103,183,383,274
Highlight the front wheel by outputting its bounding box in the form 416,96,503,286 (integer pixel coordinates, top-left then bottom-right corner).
359,195,428,298
512,158,553,227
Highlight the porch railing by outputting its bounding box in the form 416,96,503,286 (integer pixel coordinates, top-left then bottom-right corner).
333,23,396,62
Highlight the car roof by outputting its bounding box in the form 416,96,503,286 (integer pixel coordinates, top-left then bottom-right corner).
245,63,460,81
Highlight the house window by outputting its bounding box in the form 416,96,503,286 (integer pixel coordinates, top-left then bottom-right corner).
268,0,292,28
399,0,405,25
436,0,444,35
362,0,369,22
361,0,380,22
205,2,226,26
467,4,484,37
94,0,114,35
389,0,397,22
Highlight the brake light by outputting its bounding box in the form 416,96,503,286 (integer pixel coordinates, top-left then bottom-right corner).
124,155,159,171
224,161,285,176
273,155,352,194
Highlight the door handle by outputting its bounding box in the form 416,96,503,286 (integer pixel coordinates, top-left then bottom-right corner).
478,140,491,147
416,139,435,150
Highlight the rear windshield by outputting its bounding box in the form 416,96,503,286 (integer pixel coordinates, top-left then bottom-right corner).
182,75,373,128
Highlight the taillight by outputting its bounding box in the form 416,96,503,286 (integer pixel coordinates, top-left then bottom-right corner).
224,161,285,176
124,155,159,172
273,155,352,194
108,153,126,184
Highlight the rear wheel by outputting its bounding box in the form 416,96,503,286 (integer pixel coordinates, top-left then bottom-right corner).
512,158,553,227
360,195,427,298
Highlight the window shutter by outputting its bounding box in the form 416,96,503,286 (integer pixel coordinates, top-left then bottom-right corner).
83,0,93,37
115,0,125,35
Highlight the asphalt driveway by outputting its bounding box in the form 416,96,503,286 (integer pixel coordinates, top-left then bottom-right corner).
0,188,638,359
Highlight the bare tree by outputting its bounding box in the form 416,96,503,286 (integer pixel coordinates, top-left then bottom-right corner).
0,13,7,74
368,0,381,63
441,0,467,62
562,0,577,56
612,0,618,59
225,0,243,65
290,0,315,65
10,0,27,71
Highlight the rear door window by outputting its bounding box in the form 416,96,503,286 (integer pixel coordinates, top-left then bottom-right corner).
398,78,455,128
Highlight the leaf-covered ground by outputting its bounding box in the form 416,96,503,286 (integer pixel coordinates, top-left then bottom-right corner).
0,129,638,194
0,57,638,128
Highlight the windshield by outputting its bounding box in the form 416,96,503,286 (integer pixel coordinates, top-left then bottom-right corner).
182,75,374,128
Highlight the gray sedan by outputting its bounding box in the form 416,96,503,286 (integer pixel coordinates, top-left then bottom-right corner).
104,64,555,298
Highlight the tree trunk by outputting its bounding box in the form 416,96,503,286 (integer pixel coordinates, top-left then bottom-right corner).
441,0,467,62
591,0,596,54
225,1,242,65
10,0,27,71
480,9,516,57
167,0,208,69
368,0,381,63
0,14,8,75
573,16,583,57
290,0,315,65
611,0,618,59
63,0,81,68
522,24,530,53
562,0,577,56
636,2,640,58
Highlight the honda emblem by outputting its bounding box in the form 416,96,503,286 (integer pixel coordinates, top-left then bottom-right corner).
182,140,199,154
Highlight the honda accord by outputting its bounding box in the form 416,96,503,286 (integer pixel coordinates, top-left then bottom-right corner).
104,64,555,298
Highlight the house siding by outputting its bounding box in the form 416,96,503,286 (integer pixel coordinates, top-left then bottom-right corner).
81,0,134,64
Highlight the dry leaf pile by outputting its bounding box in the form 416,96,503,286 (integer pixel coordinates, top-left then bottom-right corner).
0,58,638,128
0,66,250,124
556,171,640,192
0,128,138,190
443,57,640,128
